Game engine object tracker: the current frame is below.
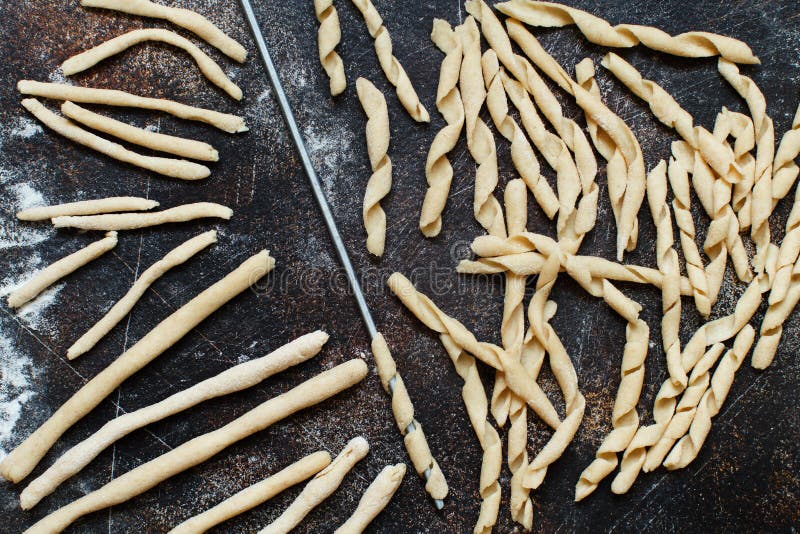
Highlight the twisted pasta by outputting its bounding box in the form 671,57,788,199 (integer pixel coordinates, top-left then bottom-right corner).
664,325,757,469
494,0,759,64
420,20,464,237
482,50,558,220
459,17,506,237
612,271,770,493
714,108,756,230
440,335,502,534
387,272,561,429
315,0,346,96
719,59,775,272
370,333,448,502
507,24,643,259
772,99,800,203
753,257,800,369
356,77,392,256
350,0,429,122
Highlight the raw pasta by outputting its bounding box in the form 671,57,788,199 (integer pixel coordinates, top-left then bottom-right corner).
61,102,219,161
23,360,367,534
62,29,242,100
18,80,247,133
67,230,218,359
22,331,329,509
17,196,158,221
753,258,800,369
7,232,117,309
260,437,370,534
370,334,448,501
80,0,247,62
420,19,464,237
52,202,233,230
349,0,429,122
314,0,346,95
356,77,392,256
169,451,332,533
0,250,274,483
494,0,759,64
334,464,406,534
21,98,211,180
772,100,800,203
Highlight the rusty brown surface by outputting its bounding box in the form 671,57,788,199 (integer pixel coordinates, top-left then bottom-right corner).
0,0,798,532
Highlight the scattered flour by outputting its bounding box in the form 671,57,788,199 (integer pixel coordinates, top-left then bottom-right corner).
0,327,38,460
303,121,356,206
15,284,65,336
0,182,51,249
9,117,42,140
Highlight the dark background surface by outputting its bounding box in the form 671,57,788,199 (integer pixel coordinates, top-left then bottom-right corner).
0,0,798,532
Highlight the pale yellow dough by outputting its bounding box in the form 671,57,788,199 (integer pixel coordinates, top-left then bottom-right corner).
62,28,242,100
7,232,117,309
18,81,247,133
52,202,232,230
21,331,328,509
17,196,158,221
0,250,274,484
80,0,247,62
23,360,367,534
334,464,406,534
315,0,346,95
61,102,219,161
21,98,211,180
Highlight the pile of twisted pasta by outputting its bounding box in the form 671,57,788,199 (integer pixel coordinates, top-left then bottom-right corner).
318,0,799,531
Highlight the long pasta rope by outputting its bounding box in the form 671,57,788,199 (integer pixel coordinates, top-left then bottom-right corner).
350,0,429,122
420,20,465,237
494,0,760,64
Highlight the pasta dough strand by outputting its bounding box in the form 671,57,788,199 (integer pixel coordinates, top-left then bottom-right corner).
494,0,759,64
80,0,247,62
169,451,332,534
334,464,406,534
420,20,465,237
314,0,346,96
61,102,219,162
23,360,367,534
17,196,158,221
349,0,429,122
52,202,232,230
0,250,274,483
370,334,448,501
459,17,506,238
67,230,217,360
21,331,329,509
61,28,242,100
664,325,757,469
7,232,117,309
772,99,800,203
18,80,247,133
356,77,392,256
260,437,370,534
21,98,211,180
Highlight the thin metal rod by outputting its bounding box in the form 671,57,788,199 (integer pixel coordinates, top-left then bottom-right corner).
239,0,377,339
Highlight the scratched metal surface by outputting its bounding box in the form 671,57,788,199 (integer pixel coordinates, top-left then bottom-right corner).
0,0,798,532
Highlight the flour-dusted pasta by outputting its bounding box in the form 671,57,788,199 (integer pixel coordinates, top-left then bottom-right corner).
61,102,219,161
52,202,233,230
494,0,760,64
18,81,247,133
260,437,370,534
370,334,448,502
7,232,117,309
62,29,242,100
21,99,211,180
715,108,756,230
420,20,464,237
80,0,247,62
17,196,159,221
772,100,800,204
349,0,429,122
356,77,392,256
314,0,346,95
67,230,218,360
22,331,329,509
459,17,506,238
23,360,368,534
169,451,332,534
334,464,406,534
1,250,274,483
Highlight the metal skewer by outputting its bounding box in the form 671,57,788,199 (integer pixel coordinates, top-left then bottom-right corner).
238,0,445,510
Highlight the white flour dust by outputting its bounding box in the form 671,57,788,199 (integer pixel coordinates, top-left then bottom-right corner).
303,120,357,206
8,117,42,140
0,330,37,461
0,182,51,249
